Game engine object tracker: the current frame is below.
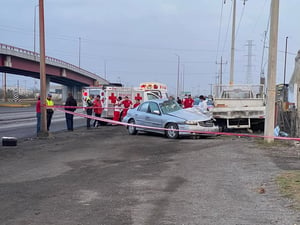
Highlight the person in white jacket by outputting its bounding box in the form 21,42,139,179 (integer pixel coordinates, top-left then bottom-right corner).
198,95,208,113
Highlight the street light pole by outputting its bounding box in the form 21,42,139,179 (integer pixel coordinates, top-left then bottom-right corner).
181,64,185,94
78,37,81,68
104,60,107,80
175,54,180,97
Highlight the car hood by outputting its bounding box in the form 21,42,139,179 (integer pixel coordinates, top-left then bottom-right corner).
167,108,212,121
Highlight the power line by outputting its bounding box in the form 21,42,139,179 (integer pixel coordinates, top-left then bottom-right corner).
216,0,225,61
221,2,233,54
235,2,246,39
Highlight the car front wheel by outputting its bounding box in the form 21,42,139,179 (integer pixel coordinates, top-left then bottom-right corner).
165,123,179,139
128,119,137,135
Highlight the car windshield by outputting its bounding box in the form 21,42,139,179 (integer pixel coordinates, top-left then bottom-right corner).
159,100,181,114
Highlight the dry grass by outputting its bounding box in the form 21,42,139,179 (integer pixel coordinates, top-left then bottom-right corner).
276,171,300,210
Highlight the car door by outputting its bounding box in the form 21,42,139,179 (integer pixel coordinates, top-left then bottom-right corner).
146,102,163,131
135,102,150,126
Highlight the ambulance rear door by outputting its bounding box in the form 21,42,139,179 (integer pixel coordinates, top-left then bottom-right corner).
103,87,119,119
82,87,104,112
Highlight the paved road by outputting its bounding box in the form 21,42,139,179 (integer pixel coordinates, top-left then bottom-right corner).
0,106,86,139
0,126,299,225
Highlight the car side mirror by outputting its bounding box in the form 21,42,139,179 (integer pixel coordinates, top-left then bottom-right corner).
153,110,161,115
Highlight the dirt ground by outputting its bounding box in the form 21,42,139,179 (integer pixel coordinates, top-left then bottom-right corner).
1,126,300,225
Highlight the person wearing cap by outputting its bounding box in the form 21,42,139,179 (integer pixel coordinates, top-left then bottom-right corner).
46,93,54,131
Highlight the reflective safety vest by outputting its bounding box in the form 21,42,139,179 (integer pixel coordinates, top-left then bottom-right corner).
46,99,54,107
46,99,54,112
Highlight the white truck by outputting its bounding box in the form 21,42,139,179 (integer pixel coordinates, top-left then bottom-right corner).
212,84,266,131
82,82,168,119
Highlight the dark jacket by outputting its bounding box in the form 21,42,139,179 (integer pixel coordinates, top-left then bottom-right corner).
65,96,77,112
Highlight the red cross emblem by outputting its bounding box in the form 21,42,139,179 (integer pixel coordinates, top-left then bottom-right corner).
109,93,117,104
135,93,143,101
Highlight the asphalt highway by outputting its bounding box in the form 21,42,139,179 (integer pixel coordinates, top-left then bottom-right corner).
0,106,86,139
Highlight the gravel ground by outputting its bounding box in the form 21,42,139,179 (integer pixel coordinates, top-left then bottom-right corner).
0,126,299,225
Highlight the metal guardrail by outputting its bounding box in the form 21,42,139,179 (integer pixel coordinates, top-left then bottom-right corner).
0,43,107,83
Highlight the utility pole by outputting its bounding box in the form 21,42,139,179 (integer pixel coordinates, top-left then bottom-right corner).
283,36,288,86
264,0,280,143
216,56,227,97
228,0,248,85
260,30,268,92
283,36,288,102
245,40,254,84
39,0,48,136
229,0,236,85
2,73,7,102
216,56,227,86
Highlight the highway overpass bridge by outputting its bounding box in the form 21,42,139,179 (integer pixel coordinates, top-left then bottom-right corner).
0,43,109,99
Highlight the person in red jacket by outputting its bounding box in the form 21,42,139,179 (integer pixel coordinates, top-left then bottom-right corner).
121,96,132,119
133,99,140,108
183,94,194,108
36,96,41,135
93,95,103,127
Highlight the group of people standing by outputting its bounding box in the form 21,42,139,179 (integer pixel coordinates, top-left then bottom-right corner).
85,94,103,128
85,94,140,128
176,94,210,113
36,92,78,135
112,96,140,123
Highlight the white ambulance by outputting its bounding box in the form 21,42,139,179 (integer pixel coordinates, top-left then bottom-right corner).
82,82,168,119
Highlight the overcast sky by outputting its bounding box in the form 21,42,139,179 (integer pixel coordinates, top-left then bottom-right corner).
1,0,299,96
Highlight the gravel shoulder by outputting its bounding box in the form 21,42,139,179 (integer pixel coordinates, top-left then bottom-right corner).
0,127,299,225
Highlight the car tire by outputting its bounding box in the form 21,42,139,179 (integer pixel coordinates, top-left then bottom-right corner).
165,123,179,139
128,119,137,135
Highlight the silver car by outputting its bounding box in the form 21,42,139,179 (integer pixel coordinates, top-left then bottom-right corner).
122,99,219,139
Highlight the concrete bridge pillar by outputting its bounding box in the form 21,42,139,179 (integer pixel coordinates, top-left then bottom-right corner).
61,86,81,102
73,86,81,100
61,86,69,102
46,76,51,95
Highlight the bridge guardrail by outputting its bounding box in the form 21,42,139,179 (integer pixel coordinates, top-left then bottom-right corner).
0,43,106,82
